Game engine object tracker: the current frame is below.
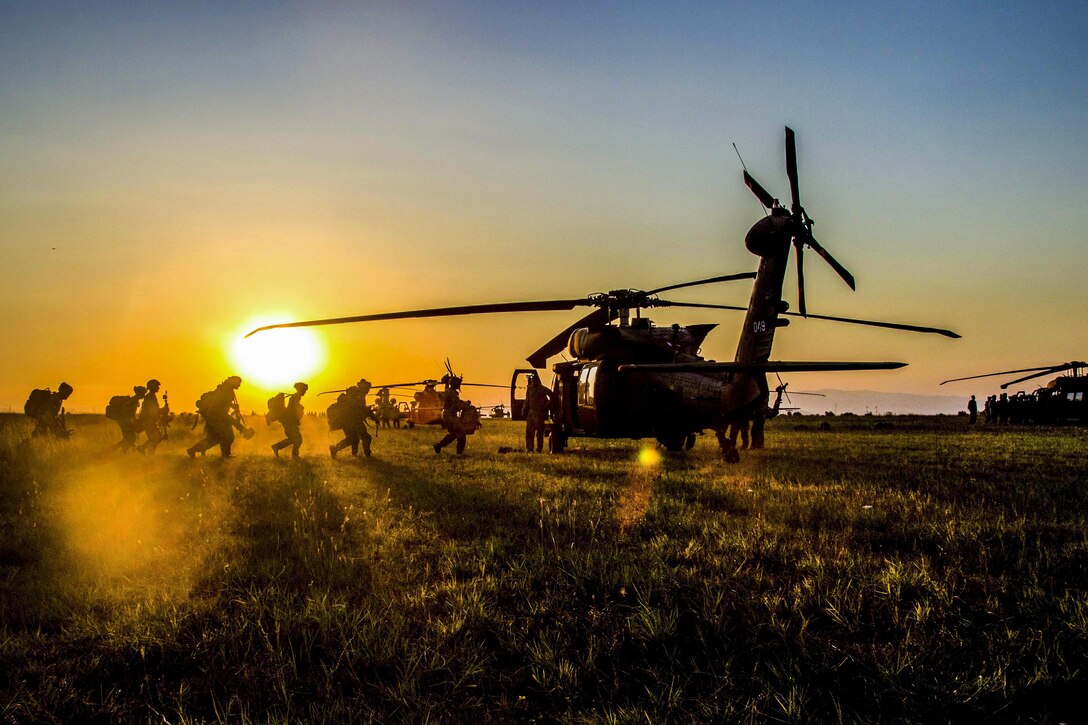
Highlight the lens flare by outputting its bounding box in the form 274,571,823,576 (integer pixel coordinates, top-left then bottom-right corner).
231,319,326,390
637,446,662,467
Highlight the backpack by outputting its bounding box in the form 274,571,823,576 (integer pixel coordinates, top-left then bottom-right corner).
326,396,348,431
195,390,216,416
460,405,482,436
105,395,137,421
24,389,51,417
266,393,287,424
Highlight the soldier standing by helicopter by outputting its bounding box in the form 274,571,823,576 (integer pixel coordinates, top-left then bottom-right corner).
136,379,164,455
523,373,553,453
272,382,308,459
967,395,978,425
186,376,253,458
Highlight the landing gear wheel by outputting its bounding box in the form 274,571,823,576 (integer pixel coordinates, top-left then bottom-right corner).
549,430,566,454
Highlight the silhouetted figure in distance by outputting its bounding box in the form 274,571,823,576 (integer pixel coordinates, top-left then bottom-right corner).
187,376,251,458
26,382,73,438
137,379,164,454
108,385,146,452
273,382,308,458
524,373,552,453
434,373,470,454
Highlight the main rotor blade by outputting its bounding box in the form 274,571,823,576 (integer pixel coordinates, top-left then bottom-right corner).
246,298,590,337
619,361,906,374
661,301,960,338
999,364,1081,389
743,170,776,209
785,126,800,211
796,243,807,317
527,307,612,369
939,364,1074,385
647,271,756,295
805,235,856,290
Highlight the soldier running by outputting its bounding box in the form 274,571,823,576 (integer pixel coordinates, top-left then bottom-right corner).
136,379,164,455
434,372,472,455
186,376,252,458
26,382,73,438
329,382,377,458
272,382,308,458
524,373,553,453
109,385,146,452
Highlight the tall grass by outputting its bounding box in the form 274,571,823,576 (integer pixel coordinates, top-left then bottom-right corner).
1,413,1085,722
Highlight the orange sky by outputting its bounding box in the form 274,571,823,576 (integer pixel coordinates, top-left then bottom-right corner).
2,4,1086,413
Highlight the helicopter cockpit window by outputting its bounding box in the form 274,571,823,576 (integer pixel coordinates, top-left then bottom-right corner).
579,366,597,406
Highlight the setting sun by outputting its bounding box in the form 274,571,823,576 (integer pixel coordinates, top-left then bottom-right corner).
230,320,327,391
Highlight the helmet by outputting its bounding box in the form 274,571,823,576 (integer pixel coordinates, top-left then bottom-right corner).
294,382,309,392
357,378,372,392
225,376,242,388
134,385,148,396
146,379,161,390
58,382,73,396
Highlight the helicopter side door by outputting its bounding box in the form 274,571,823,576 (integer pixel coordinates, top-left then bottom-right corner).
509,368,536,421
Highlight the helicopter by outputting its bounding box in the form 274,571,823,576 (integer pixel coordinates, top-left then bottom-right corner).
248,127,959,461
318,368,507,428
941,361,1087,424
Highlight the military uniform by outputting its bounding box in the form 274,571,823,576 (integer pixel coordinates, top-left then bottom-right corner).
524,376,552,453
187,377,249,458
137,380,163,455
29,383,73,438
112,386,146,452
330,383,377,458
434,379,470,454
273,383,308,458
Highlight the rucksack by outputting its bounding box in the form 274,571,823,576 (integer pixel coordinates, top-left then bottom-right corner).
105,395,138,421
326,396,348,431
24,389,51,417
195,390,216,416
266,393,287,424
460,405,482,436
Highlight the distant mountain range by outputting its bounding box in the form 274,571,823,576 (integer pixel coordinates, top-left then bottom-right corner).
788,390,968,416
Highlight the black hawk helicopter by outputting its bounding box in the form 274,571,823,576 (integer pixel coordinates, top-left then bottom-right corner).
248,127,959,461
941,361,1087,424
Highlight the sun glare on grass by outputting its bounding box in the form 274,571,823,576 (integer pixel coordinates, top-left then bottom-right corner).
638,446,662,467
231,319,326,390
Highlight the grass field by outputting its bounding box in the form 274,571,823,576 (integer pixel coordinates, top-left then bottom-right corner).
1,413,1085,723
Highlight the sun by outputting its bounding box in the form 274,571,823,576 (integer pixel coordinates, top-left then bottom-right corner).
231,320,327,390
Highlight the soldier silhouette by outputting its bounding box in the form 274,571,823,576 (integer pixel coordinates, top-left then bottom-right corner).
109,385,146,452
329,382,377,458
137,379,164,455
434,373,470,454
272,382,308,458
187,376,252,458
524,373,553,453
26,382,73,438
967,395,978,425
